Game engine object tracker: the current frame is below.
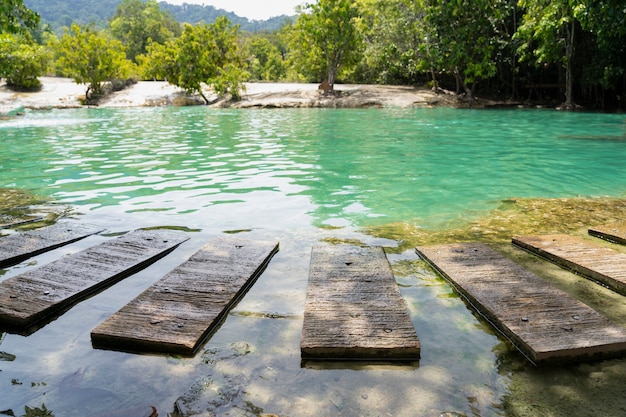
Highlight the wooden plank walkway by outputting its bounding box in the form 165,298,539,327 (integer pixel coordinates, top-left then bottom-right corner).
0,222,105,268
0,215,43,229
91,237,279,356
416,242,626,364
0,229,189,330
589,224,626,246
513,234,626,296
301,245,420,361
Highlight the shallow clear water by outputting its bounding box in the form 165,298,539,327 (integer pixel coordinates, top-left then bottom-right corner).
1,107,626,417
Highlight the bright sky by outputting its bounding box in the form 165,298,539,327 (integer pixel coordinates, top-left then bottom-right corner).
163,0,306,21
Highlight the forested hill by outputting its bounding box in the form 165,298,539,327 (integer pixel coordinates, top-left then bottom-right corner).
23,0,291,32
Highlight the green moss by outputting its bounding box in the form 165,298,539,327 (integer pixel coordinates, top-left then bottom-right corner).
366,196,626,252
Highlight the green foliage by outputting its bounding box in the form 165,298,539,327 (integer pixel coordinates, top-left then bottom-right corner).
423,0,507,96
11,0,626,109
243,35,286,81
25,0,291,34
288,0,363,86
0,0,40,34
139,17,248,103
356,0,427,84
22,403,54,417
573,0,626,90
516,0,571,65
109,0,181,62
24,0,121,31
0,32,49,89
53,23,131,100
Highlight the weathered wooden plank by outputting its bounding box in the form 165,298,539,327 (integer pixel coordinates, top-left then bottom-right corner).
0,222,105,268
0,229,189,329
301,245,420,361
91,237,279,356
416,242,626,364
0,215,43,229
513,234,626,296
589,224,626,246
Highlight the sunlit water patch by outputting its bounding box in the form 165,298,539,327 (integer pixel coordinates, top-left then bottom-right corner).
1,107,626,417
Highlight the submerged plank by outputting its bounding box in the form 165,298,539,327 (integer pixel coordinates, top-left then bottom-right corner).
416,243,626,364
0,215,43,229
0,229,189,329
589,224,626,246
301,245,420,361
91,237,279,356
0,222,105,268
513,234,626,296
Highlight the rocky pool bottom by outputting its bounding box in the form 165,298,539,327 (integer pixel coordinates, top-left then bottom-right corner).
2,189,626,416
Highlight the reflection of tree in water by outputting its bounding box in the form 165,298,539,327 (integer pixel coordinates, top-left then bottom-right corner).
172,341,259,416
0,333,16,362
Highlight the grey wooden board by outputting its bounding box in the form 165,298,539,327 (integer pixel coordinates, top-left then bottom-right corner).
91,237,279,356
301,245,420,361
0,229,189,329
513,234,626,296
416,242,626,364
0,215,43,229
0,222,105,268
589,224,626,246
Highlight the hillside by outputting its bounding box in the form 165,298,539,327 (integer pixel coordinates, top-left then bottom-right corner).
24,0,292,32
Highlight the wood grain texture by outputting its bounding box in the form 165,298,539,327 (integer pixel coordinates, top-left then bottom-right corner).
513,234,626,295
416,242,626,364
301,245,420,361
589,224,626,246
0,229,189,330
0,222,105,268
91,237,279,356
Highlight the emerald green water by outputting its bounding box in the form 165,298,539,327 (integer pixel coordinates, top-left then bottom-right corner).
1,107,626,416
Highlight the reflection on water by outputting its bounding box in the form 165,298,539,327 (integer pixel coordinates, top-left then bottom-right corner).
1,107,626,416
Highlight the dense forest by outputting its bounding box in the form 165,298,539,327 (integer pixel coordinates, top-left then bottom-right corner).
2,0,626,110
23,0,291,33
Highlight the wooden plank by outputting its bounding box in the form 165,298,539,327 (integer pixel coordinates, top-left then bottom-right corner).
0,229,189,330
513,234,626,296
0,215,43,229
589,224,626,246
416,242,626,364
0,222,105,268
301,245,420,361
91,237,279,356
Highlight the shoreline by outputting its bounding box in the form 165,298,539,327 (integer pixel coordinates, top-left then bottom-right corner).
0,77,513,112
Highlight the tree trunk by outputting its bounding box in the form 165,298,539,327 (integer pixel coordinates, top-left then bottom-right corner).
327,65,336,91
199,91,210,105
563,18,575,110
430,68,438,92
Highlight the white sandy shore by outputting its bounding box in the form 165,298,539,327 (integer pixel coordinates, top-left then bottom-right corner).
0,76,460,112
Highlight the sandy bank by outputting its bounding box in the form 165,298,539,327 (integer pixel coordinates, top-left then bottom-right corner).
1,77,471,112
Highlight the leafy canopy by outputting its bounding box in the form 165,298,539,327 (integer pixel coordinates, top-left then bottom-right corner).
288,0,363,86
53,23,131,100
140,16,247,103
0,0,40,34
109,0,181,62
0,32,50,89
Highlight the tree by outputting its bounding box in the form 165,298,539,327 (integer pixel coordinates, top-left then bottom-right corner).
516,0,578,109
0,0,39,34
574,0,626,108
0,33,49,89
140,17,248,103
423,0,509,101
356,0,428,85
109,0,181,62
54,24,132,101
289,0,363,88
244,35,286,81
